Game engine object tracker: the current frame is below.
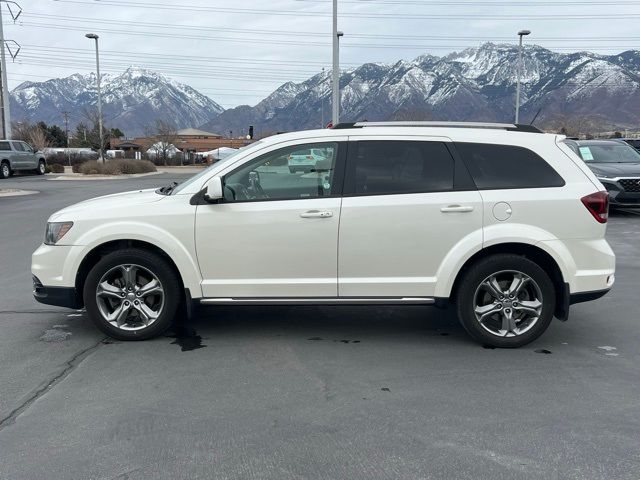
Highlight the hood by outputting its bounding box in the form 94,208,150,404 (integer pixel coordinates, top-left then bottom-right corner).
49,188,164,221
587,162,640,178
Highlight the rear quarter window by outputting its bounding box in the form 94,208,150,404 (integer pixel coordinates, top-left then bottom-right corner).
0,141,10,151
455,142,565,189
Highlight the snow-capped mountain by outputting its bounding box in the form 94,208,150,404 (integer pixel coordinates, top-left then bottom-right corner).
11,66,224,136
201,43,640,133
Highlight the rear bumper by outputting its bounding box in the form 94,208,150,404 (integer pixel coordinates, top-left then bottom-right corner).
32,276,81,309
570,288,610,305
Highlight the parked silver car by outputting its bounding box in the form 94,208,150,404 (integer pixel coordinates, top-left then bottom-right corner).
0,140,47,179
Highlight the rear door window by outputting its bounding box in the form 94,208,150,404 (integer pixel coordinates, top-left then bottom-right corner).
345,140,456,195
455,142,565,189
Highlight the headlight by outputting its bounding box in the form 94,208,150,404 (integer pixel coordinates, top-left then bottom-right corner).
44,222,73,245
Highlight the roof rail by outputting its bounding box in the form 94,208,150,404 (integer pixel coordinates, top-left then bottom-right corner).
332,121,543,133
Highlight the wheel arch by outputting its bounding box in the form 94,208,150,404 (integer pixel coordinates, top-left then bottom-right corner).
74,239,191,307
446,242,568,320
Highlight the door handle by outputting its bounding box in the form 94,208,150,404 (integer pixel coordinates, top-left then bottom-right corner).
440,205,474,213
300,210,333,218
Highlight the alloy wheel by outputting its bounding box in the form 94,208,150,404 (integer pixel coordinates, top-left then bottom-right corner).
95,264,165,331
1,164,8,177
473,270,543,338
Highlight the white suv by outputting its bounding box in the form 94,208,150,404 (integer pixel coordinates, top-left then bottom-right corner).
31,122,615,348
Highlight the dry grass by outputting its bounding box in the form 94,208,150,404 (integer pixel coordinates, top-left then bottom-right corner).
78,159,157,175
47,163,65,173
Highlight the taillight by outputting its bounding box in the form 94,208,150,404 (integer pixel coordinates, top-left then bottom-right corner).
581,191,609,223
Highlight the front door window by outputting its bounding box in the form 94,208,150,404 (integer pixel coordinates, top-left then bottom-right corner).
223,143,338,202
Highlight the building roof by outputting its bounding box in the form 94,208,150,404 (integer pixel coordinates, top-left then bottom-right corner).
176,128,222,137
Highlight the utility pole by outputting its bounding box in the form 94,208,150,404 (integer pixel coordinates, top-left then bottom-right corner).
0,3,12,139
62,111,70,146
62,110,71,166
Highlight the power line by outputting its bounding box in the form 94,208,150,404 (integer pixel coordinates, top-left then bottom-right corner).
14,23,640,51
21,13,640,42
45,0,640,19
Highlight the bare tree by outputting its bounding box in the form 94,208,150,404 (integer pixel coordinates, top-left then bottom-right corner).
149,120,180,166
542,113,608,138
390,107,434,121
10,121,52,150
80,107,110,151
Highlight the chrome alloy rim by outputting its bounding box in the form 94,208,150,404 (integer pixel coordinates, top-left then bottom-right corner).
2,164,8,177
95,264,165,331
473,270,543,337
39,162,46,173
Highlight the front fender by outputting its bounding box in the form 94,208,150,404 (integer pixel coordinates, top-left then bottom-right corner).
66,221,203,297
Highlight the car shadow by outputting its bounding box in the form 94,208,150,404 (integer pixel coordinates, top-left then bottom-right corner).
168,304,468,348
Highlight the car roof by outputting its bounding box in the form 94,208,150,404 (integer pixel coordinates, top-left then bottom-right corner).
260,123,559,148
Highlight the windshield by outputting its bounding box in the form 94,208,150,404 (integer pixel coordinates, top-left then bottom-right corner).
171,142,263,194
577,143,640,164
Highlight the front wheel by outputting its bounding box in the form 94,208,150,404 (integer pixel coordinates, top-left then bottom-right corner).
455,254,556,348
83,248,182,340
36,160,46,175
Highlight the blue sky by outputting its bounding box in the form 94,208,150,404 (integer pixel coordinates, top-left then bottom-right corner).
5,0,640,108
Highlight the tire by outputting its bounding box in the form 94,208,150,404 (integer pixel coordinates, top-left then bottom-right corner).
454,254,556,348
0,161,9,179
83,248,182,340
36,160,46,175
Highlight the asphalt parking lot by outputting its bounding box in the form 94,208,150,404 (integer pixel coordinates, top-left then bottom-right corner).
1,172,639,480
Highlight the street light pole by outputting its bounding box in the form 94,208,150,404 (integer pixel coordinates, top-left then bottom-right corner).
321,67,325,128
331,0,343,125
85,33,104,161
515,29,531,124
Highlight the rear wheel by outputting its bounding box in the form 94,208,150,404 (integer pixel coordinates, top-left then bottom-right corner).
455,254,555,348
0,162,9,179
83,248,182,340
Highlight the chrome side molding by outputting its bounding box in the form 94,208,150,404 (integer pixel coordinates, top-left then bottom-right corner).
200,297,435,305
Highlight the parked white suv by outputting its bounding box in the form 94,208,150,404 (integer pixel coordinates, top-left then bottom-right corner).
32,122,615,348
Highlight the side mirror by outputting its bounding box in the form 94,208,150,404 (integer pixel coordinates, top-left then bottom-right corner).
204,177,223,202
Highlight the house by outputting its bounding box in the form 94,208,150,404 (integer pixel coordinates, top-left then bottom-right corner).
111,128,254,159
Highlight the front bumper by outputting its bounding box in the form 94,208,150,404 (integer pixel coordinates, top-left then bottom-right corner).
32,275,81,309
599,179,640,207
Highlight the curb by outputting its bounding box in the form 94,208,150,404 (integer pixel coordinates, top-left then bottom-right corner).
0,189,39,197
47,171,162,181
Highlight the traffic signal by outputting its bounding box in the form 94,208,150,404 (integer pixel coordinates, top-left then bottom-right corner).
248,125,254,139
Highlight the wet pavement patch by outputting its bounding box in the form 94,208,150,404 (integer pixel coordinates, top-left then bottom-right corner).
308,337,323,341
167,325,206,352
381,387,390,392
334,339,361,343
40,329,72,342
535,349,552,354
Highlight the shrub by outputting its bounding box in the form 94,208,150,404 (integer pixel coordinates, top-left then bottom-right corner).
77,159,157,175
49,163,65,173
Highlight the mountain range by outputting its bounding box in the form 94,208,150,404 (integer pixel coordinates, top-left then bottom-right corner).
10,43,640,136
10,67,223,136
